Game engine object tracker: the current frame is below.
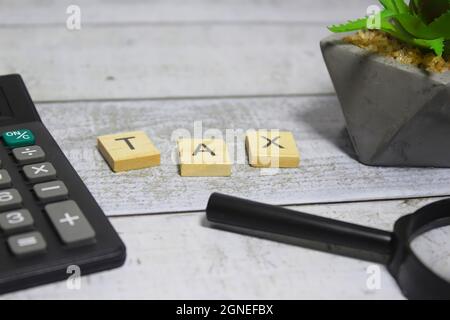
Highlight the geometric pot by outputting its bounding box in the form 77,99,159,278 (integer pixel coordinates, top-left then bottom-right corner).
321,33,450,167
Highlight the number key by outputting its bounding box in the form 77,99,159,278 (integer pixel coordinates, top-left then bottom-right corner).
0,209,34,233
0,188,22,211
0,169,12,188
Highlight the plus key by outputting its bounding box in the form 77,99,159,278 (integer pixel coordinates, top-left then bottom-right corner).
45,200,96,246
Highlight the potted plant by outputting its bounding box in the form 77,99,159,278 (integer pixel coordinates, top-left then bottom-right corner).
321,0,450,167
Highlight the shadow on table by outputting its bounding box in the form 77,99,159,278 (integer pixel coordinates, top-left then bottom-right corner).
297,99,358,161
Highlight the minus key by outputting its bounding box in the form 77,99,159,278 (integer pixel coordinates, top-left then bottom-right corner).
33,180,68,202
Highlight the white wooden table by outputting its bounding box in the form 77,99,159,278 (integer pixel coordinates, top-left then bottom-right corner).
1,0,449,300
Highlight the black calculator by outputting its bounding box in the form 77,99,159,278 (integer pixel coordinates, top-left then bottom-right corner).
0,74,126,294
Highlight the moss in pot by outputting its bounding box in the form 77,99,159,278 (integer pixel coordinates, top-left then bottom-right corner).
321,0,450,167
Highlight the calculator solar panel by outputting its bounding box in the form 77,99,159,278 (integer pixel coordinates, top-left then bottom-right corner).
0,74,126,294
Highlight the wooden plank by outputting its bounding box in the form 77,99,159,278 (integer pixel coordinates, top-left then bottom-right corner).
35,96,450,216
4,197,448,299
0,23,334,101
0,0,375,25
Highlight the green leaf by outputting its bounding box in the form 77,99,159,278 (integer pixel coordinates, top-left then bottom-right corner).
328,9,396,33
428,10,450,39
379,0,409,13
409,0,450,24
409,0,421,15
414,37,445,56
392,13,441,39
328,17,367,32
444,40,450,57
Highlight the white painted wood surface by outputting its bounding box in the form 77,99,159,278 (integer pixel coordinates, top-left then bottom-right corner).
36,97,450,215
0,24,334,101
2,0,449,300
0,0,374,25
0,1,372,102
3,197,449,300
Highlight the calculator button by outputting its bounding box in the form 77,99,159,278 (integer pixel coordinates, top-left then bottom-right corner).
33,180,68,202
0,209,34,233
0,169,12,188
0,188,22,211
23,162,56,182
2,129,35,148
8,231,46,257
12,145,45,164
45,200,96,246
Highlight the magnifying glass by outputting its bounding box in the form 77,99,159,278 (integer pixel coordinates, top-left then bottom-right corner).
206,193,450,299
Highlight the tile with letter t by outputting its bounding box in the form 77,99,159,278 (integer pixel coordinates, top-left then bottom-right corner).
97,131,160,172
178,138,232,176
246,130,300,168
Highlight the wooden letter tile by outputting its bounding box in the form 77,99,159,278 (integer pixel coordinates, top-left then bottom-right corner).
178,138,231,176
246,130,300,168
97,131,160,172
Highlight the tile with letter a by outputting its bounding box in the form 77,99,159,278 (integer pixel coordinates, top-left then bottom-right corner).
246,130,300,168
178,138,231,177
97,131,160,172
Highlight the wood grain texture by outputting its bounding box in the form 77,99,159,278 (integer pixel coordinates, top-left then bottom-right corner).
2,0,448,300
4,197,448,300
35,96,450,216
0,0,375,25
0,23,334,101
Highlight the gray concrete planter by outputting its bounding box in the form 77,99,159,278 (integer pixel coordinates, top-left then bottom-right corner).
321,33,450,167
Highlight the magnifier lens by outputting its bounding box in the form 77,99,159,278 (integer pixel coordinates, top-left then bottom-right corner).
410,224,450,282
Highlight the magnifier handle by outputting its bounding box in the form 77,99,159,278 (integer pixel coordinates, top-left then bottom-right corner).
206,193,393,262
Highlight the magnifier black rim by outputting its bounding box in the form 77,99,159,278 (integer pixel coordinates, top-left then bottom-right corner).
389,198,450,300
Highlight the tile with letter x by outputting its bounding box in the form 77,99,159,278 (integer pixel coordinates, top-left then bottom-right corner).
178,138,231,176
246,130,300,168
97,131,160,172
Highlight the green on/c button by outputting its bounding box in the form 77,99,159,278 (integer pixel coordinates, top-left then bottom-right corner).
3,129,35,147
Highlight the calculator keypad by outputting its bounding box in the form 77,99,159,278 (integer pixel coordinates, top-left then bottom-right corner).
45,200,96,246
33,180,68,202
12,145,46,164
0,189,23,210
23,162,57,183
7,231,47,256
0,209,34,233
1,128,96,257
0,169,12,188
3,129,35,148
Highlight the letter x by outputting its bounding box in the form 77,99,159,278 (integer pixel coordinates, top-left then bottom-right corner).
115,136,136,150
192,143,216,156
32,165,49,174
261,136,284,149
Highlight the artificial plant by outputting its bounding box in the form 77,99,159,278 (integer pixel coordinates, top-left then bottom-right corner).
329,0,450,56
